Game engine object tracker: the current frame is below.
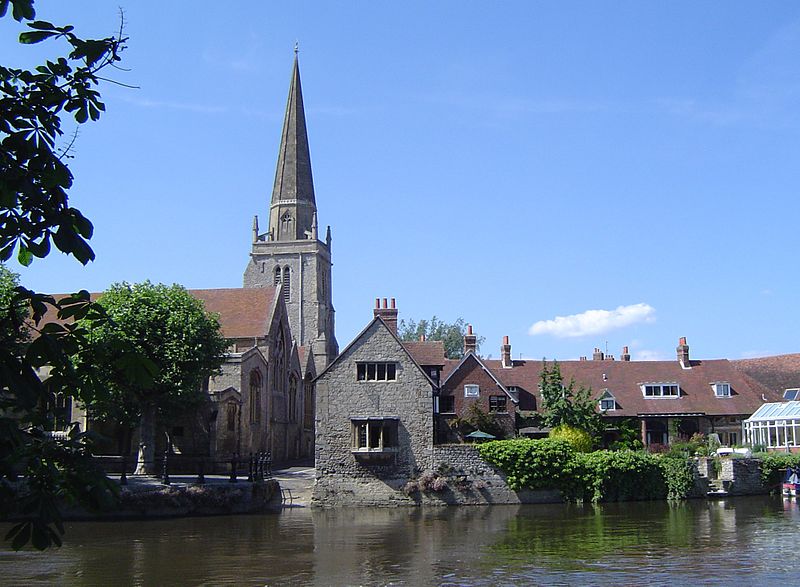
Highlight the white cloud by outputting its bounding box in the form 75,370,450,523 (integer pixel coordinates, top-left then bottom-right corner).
528,303,656,338
634,349,667,361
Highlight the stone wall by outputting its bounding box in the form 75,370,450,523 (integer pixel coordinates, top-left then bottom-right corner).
721,458,765,495
424,445,561,505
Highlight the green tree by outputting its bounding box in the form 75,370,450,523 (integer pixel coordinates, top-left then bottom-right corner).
1,0,130,549
76,282,228,475
539,361,605,444
398,316,484,359
0,264,28,352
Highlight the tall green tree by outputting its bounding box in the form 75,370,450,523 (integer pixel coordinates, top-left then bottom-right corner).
1,0,130,550
398,316,484,359
76,282,228,475
0,264,28,352
539,361,605,442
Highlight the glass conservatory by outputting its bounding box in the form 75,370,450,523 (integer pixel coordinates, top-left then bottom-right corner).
743,401,800,450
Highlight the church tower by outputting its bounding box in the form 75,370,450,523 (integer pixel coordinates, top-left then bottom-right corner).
244,52,338,373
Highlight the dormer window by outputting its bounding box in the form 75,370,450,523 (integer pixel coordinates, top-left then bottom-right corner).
784,389,800,400
598,389,616,411
712,382,731,398
641,382,679,398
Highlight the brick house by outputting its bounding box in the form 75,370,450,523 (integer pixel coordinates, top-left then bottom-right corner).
439,333,782,448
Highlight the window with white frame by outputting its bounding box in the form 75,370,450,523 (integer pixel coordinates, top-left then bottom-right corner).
598,390,616,411
464,384,480,398
784,388,800,401
356,362,397,382
641,383,680,398
712,382,731,397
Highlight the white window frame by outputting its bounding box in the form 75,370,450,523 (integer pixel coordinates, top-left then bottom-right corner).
641,382,680,399
712,382,731,398
600,398,616,411
784,388,800,401
464,384,480,398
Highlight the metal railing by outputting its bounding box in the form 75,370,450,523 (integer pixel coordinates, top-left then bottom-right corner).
114,451,273,486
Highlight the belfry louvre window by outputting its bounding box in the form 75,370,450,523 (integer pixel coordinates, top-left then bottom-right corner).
351,417,399,452
356,362,397,381
642,383,680,398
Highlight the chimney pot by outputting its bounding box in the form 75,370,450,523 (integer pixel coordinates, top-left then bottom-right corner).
463,324,477,355
373,296,399,334
677,337,690,367
503,335,509,345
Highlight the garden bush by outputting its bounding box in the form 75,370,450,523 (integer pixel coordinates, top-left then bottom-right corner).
478,440,696,501
549,425,593,453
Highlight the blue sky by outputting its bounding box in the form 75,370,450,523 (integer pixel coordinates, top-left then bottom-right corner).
4,1,800,362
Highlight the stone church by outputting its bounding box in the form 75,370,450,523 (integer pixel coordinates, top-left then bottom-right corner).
47,54,337,470
201,52,338,466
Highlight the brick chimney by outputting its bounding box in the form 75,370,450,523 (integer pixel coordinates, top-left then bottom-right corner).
373,297,398,335
501,336,512,368
621,346,631,362
592,347,604,361
677,336,690,368
463,324,477,355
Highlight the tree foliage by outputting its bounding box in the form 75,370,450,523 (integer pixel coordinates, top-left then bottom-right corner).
0,0,129,550
76,282,228,474
538,361,605,443
0,264,28,352
550,424,593,453
398,316,484,359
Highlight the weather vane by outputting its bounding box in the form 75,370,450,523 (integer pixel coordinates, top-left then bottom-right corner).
294,41,299,55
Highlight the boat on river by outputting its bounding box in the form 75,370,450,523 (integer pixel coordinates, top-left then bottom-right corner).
782,467,800,497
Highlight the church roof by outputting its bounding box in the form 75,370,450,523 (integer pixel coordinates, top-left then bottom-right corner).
271,53,316,207
36,287,277,341
189,287,276,339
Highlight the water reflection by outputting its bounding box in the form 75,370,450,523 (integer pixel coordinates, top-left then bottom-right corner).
2,497,799,585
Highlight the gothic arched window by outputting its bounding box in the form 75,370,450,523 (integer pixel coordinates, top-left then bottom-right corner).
282,266,290,301
274,266,281,286
289,375,298,423
249,370,262,424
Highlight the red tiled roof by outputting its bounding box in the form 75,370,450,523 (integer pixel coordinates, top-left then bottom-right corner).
733,354,800,395
36,287,276,341
189,288,276,339
402,340,447,366
467,357,780,418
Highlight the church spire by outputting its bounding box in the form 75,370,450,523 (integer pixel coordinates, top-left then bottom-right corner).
269,51,317,241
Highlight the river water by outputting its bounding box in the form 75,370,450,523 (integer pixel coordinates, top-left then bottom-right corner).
2,496,799,586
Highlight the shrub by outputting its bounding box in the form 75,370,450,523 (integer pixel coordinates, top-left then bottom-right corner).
758,452,800,486
659,454,696,499
570,450,667,502
477,438,577,491
549,425,593,453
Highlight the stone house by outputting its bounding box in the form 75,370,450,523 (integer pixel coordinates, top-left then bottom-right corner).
313,300,439,506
